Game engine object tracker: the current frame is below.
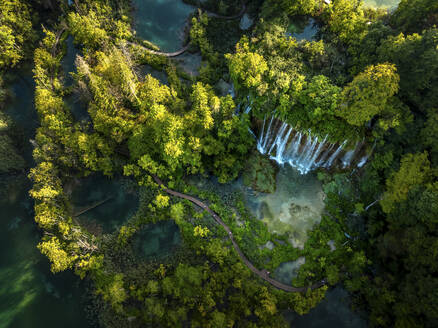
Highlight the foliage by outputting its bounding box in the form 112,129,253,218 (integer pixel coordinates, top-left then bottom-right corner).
380,152,432,213
0,0,35,67
391,0,438,34
338,63,400,129
377,28,438,113
38,236,77,273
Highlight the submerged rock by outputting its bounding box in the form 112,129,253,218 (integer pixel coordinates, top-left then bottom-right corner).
239,13,253,30
242,151,277,193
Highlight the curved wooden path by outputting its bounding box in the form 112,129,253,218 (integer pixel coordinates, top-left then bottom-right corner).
152,175,325,293
127,42,190,58
130,2,247,57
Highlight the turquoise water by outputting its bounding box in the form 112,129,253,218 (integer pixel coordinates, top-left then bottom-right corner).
292,18,318,42
132,0,195,52
364,0,400,9
70,175,139,234
188,167,366,326
0,76,91,328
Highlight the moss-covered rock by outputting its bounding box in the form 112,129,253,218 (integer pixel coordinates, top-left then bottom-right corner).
242,151,277,193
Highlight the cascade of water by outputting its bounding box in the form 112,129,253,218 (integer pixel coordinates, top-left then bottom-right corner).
270,126,293,164
357,156,368,168
307,135,328,170
268,122,288,154
317,143,334,165
255,116,359,174
341,142,360,168
257,117,267,153
259,116,275,153
325,140,347,168
286,132,302,162
244,105,251,114
303,134,319,164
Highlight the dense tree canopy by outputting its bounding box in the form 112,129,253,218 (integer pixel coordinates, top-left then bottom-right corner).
0,0,35,68
7,0,437,327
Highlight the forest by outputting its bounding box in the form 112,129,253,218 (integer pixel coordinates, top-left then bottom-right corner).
1,0,437,327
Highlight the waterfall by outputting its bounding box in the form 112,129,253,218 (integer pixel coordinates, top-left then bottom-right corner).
325,140,347,168
357,156,368,168
341,142,360,168
255,117,362,174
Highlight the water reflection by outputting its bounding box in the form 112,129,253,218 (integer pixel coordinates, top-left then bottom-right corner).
70,174,139,234
0,176,91,328
0,75,91,328
285,287,367,328
132,0,195,52
133,220,181,259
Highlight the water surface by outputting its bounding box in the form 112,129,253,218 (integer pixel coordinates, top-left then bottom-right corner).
132,0,195,52
244,166,325,249
364,0,400,9
133,220,181,259
70,175,139,234
189,165,325,249
0,75,91,328
286,287,367,328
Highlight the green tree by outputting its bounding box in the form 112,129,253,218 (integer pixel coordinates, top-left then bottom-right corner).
226,38,269,94
338,63,400,128
0,0,35,67
38,237,77,273
391,0,438,33
381,152,432,213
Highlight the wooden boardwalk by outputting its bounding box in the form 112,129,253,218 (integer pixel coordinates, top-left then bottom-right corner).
128,2,247,57
152,175,325,293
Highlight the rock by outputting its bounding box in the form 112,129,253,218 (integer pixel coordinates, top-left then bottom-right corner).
239,13,253,31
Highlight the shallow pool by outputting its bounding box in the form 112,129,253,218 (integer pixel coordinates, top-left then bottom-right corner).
132,0,195,52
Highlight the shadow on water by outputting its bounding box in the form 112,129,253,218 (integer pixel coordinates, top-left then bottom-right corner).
132,220,181,259
0,72,92,328
70,174,139,234
132,0,195,52
0,178,91,328
285,287,367,328
62,36,90,122
61,36,79,87
139,65,169,85
4,71,38,164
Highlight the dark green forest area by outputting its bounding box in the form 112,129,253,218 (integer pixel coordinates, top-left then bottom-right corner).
1,0,438,327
